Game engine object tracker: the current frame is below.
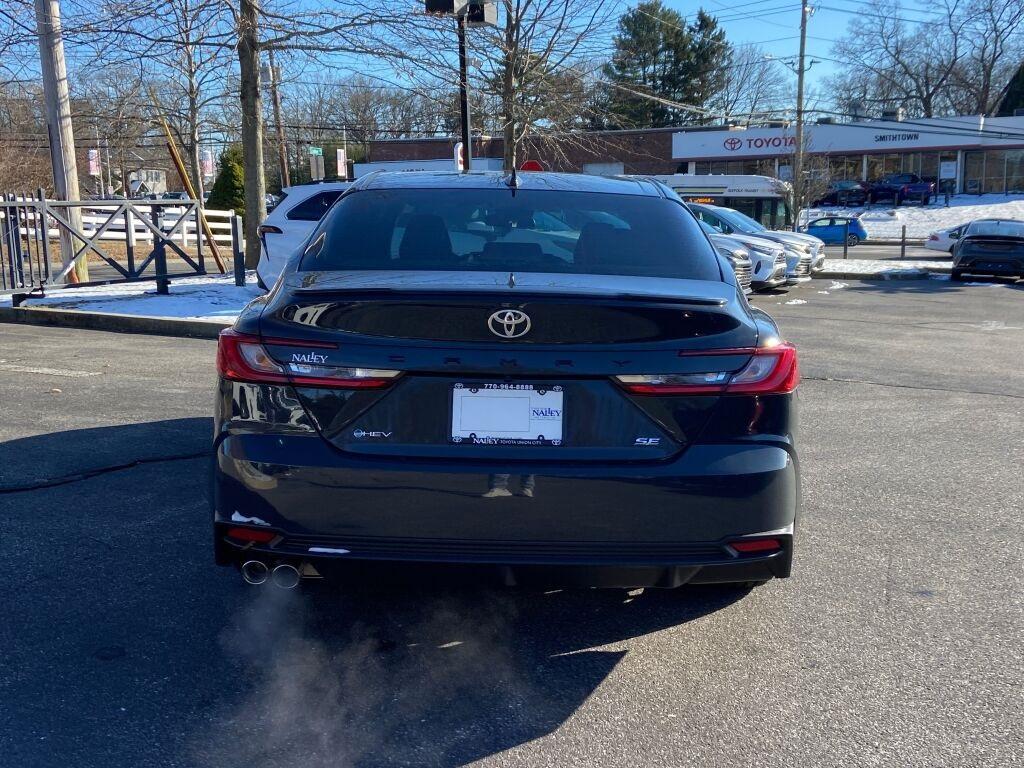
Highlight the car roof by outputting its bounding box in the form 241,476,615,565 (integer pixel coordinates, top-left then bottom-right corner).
965,218,1024,234
349,170,665,197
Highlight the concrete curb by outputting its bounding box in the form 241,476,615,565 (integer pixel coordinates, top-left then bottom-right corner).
814,271,937,281
0,305,230,338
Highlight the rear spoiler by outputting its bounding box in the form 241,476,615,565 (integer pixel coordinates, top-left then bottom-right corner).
290,285,729,307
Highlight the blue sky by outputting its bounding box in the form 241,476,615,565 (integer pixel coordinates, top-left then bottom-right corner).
662,0,849,88
660,0,954,93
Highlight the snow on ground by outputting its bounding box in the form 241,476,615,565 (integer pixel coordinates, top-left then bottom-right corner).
0,273,262,322
804,193,1024,240
821,258,949,275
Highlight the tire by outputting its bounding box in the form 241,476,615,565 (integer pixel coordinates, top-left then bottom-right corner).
894,193,902,207
846,233,860,247
922,194,930,205
951,269,965,281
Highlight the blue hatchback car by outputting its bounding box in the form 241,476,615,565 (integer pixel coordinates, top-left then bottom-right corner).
802,216,868,246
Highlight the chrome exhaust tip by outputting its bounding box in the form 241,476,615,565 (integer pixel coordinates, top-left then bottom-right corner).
271,563,301,589
241,560,270,585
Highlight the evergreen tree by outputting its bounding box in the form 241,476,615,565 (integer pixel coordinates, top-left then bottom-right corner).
602,2,730,128
996,61,1024,116
206,144,245,218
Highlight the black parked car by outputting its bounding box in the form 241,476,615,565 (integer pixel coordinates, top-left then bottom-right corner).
951,218,1024,281
812,180,870,207
868,173,935,205
213,172,800,591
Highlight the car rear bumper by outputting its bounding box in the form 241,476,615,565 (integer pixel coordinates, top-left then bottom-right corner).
956,258,1023,276
212,433,798,586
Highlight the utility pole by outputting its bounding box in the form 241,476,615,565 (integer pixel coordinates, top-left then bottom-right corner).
237,0,267,269
267,49,290,188
457,14,472,171
792,1,810,231
34,0,86,282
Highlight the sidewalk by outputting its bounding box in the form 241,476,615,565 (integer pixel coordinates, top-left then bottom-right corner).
0,274,260,338
816,258,951,280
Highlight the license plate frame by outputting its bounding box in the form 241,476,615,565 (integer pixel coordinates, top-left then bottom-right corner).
450,383,564,446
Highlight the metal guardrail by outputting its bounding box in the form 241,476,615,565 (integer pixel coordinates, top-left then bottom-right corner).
0,192,243,304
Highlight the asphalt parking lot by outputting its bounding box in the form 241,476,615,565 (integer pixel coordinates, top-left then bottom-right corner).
2,278,1022,767
823,242,937,260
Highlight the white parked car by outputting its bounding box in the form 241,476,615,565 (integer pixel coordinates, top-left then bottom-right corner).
707,234,753,293
700,221,788,291
687,202,824,279
256,182,351,288
925,224,967,254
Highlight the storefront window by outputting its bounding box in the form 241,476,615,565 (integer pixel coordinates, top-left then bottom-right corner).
1007,151,1024,193
938,151,957,193
918,153,939,184
963,151,985,194
984,151,1007,193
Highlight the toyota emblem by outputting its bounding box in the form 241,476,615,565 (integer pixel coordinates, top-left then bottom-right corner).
723,137,742,151
487,309,531,338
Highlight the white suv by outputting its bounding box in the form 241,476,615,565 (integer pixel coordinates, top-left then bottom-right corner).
256,182,351,288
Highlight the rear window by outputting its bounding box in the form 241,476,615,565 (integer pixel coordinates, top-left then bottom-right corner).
965,220,1024,238
301,188,721,281
286,190,344,221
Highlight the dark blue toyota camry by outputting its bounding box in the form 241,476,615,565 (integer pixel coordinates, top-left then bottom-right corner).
213,171,799,590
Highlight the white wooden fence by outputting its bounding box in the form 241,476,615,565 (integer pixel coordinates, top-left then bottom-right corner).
0,198,235,246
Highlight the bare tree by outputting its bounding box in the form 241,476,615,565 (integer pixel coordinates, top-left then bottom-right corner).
946,0,1024,114
829,0,968,117
712,45,789,124
482,0,617,169
76,66,154,195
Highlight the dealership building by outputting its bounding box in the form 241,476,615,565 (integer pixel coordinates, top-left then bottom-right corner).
361,114,1024,195
672,114,1024,195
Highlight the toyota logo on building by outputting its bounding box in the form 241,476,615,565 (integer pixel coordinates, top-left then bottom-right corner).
723,137,743,151
487,309,531,338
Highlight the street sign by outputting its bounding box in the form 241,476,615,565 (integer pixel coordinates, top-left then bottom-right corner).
308,146,323,157
425,0,467,14
466,1,497,27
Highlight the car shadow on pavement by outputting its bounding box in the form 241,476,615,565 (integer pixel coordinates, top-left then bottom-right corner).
0,416,212,491
843,276,1023,296
1,419,748,768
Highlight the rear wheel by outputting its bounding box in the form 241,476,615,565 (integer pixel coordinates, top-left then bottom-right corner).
921,194,931,205
846,233,860,246
894,193,903,206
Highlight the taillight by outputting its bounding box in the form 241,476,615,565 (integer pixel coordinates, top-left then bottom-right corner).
928,234,938,241
615,342,799,395
226,526,277,543
217,329,401,389
728,538,782,555
257,224,283,236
